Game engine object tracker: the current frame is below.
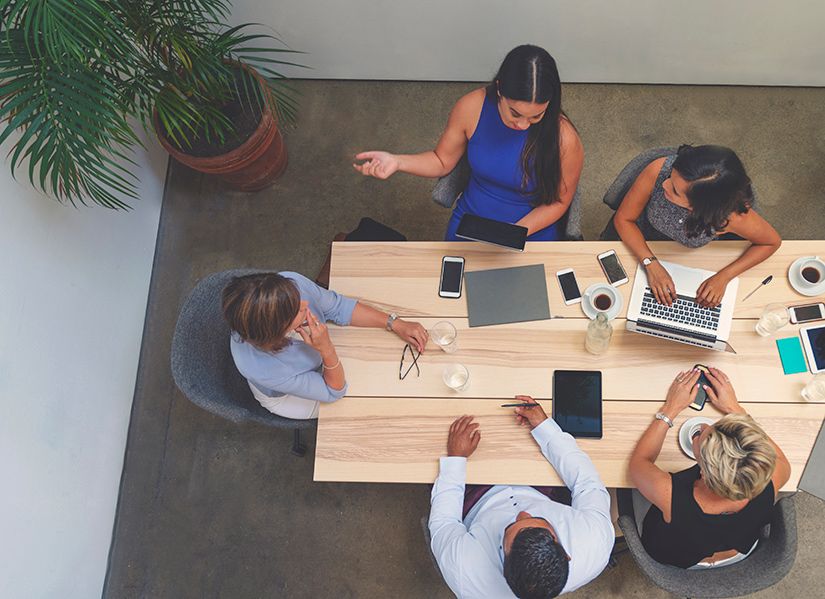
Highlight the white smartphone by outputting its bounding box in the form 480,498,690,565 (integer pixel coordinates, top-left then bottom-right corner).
789,303,825,324
556,268,582,305
439,256,465,298
597,249,629,286
800,324,825,373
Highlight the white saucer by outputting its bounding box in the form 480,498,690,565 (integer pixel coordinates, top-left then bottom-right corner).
581,283,623,321
788,256,825,297
678,416,716,460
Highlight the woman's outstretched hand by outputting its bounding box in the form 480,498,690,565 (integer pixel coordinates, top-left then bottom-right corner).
353,151,400,180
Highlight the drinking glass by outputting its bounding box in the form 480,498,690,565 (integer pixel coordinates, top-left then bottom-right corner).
754,304,789,337
802,374,825,402
443,363,470,392
431,321,458,353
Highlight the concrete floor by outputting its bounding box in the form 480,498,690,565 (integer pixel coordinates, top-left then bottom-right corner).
104,80,825,598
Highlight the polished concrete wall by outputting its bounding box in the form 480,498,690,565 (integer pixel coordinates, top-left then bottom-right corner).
230,0,825,85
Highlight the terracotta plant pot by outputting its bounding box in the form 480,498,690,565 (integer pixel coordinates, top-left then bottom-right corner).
153,65,287,191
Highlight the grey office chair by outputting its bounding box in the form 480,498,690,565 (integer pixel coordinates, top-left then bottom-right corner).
616,488,797,598
601,146,679,210
420,516,441,575
598,146,677,240
432,153,584,241
170,269,315,456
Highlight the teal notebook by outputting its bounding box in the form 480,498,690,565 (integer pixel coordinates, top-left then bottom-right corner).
775,336,808,375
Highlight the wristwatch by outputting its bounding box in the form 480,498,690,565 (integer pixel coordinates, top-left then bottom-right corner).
642,256,658,267
386,312,398,331
655,412,674,428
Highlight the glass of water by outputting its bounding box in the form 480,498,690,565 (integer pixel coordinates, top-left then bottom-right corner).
443,363,470,392
431,321,458,353
802,374,825,402
754,304,789,337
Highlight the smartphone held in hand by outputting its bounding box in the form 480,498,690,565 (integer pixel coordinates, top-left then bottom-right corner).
689,364,712,410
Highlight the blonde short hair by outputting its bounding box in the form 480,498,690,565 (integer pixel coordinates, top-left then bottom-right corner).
697,414,776,501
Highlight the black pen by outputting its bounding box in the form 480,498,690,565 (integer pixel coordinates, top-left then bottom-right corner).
742,275,773,301
500,403,539,408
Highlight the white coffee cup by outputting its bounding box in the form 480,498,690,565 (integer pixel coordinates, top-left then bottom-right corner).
798,257,825,288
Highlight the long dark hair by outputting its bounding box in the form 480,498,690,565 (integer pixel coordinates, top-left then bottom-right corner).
487,45,565,206
672,145,754,238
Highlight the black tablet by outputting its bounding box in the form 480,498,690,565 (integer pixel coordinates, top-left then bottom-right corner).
552,370,603,438
455,213,527,252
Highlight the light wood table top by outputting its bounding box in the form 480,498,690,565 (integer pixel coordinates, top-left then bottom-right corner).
315,397,825,491
317,240,825,489
328,318,817,402
329,240,825,320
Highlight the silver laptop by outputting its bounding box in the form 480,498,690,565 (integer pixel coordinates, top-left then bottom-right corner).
626,260,739,353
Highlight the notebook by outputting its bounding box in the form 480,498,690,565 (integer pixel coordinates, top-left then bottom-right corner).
464,264,551,327
776,336,808,375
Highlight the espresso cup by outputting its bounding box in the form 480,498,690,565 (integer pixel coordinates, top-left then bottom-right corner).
594,293,614,311
799,258,825,287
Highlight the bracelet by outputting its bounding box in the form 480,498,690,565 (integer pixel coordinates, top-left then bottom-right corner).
323,359,341,370
654,412,674,428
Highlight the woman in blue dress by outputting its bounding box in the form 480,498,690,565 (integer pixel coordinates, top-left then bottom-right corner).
353,45,583,241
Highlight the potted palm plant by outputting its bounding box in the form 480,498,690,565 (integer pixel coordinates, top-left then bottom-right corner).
0,0,301,209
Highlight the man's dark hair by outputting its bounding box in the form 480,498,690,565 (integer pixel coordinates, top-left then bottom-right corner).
503,527,569,598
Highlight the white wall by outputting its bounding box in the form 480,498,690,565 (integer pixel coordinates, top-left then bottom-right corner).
232,0,825,85
0,128,167,599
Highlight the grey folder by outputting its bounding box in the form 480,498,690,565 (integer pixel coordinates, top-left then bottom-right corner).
465,264,551,327
799,418,825,502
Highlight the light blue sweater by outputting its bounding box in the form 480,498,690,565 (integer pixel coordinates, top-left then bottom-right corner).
230,272,357,402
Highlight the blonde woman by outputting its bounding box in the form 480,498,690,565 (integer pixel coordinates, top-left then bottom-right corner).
628,367,791,569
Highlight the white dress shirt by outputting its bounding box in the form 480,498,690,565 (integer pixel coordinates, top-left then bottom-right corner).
428,418,614,598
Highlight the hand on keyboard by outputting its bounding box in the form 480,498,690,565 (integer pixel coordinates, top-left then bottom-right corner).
645,261,677,306
696,273,731,308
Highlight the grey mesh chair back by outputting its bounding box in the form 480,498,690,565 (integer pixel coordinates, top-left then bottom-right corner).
431,153,583,241
602,147,679,210
616,488,797,598
170,269,314,432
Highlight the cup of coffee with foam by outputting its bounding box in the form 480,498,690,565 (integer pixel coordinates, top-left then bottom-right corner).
799,257,825,288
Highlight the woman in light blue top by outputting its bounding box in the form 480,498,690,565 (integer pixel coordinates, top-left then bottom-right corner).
223,272,428,420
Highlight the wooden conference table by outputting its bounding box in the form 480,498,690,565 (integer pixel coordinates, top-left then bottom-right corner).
315,240,825,491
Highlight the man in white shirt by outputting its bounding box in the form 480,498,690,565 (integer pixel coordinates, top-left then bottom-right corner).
428,396,614,598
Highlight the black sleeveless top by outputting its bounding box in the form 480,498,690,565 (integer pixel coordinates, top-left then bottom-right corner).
641,465,775,568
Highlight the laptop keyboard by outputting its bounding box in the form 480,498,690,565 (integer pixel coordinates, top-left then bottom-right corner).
641,291,721,331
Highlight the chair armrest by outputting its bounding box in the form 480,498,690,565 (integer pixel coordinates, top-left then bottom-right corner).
616,487,635,518
432,154,470,209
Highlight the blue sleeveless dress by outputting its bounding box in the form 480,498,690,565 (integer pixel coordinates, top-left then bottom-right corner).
445,94,559,241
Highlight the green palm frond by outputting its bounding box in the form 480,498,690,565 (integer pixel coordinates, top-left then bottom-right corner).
0,0,304,209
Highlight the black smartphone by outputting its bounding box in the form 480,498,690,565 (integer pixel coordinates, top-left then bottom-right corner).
439,256,465,298
455,213,528,252
690,364,712,410
552,370,602,438
556,268,582,305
